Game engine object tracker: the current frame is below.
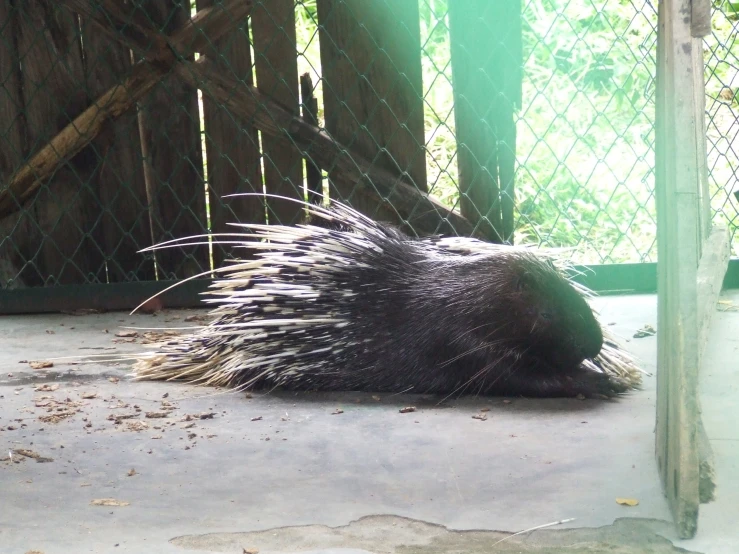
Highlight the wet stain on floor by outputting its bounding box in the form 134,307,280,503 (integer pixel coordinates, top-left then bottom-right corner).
170,514,696,554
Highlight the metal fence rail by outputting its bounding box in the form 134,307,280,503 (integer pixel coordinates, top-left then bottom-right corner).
0,0,737,300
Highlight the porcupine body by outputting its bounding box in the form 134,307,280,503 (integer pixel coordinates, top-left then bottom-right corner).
134,200,640,398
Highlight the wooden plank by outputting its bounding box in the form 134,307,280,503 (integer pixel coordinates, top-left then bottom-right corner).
315,0,427,230
80,14,155,282
694,225,729,505
175,56,481,239
654,0,704,539
136,0,208,280
694,225,725,509
13,0,104,285
197,0,264,268
697,224,731,365
252,0,304,225
448,0,522,243
0,1,29,287
0,1,24,180
691,0,712,38
697,420,716,504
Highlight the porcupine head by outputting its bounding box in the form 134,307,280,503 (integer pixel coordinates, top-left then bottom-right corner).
130,197,638,398
313,213,611,396
444,249,604,383
515,255,602,368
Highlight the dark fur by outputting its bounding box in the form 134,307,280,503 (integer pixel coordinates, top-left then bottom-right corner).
147,207,625,399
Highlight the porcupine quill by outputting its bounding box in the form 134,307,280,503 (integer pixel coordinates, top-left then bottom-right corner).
129,194,645,399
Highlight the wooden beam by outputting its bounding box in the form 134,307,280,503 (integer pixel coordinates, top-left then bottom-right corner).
448,0,522,243
694,224,730,505
688,0,722,510
654,0,710,539
697,420,716,504
697,224,731,365
691,0,712,38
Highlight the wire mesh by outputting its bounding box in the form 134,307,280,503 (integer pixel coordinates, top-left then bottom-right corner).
0,0,737,295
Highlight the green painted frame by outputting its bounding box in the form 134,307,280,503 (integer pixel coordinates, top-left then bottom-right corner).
2,259,738,315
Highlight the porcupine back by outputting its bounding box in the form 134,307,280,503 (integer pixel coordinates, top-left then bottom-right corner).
133,201,636,398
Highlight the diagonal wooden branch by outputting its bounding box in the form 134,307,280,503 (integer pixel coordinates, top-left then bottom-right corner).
174,57,480,238
0,0,254,219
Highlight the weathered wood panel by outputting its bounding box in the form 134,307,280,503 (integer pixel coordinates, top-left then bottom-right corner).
137,0,208,280
0,1,28,287
694,224,729,505
448,0,522,243
315,0,427,231
252,0,304,225
697,420,716,504
691,0,712,38
0,1,24,180
14,0,104,285
197,0,263,268
654,0,706,539
80,15,155,282
697,225,730,368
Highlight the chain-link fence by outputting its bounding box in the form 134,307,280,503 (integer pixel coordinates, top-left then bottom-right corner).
0,0,737,296
705,1,739,251
417,0,736,265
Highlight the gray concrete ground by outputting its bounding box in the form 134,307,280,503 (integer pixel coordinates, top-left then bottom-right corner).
0,291,736,554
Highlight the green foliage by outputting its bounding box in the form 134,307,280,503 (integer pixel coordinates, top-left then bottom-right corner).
417,0,459,210
293,0,739,264
295,0,324,128
512,0,659,263
704,3,739,253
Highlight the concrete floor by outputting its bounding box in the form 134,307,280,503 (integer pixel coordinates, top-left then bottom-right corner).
0,291,736,554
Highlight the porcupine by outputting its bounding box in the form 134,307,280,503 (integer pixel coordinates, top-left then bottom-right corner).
132,196,642,399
